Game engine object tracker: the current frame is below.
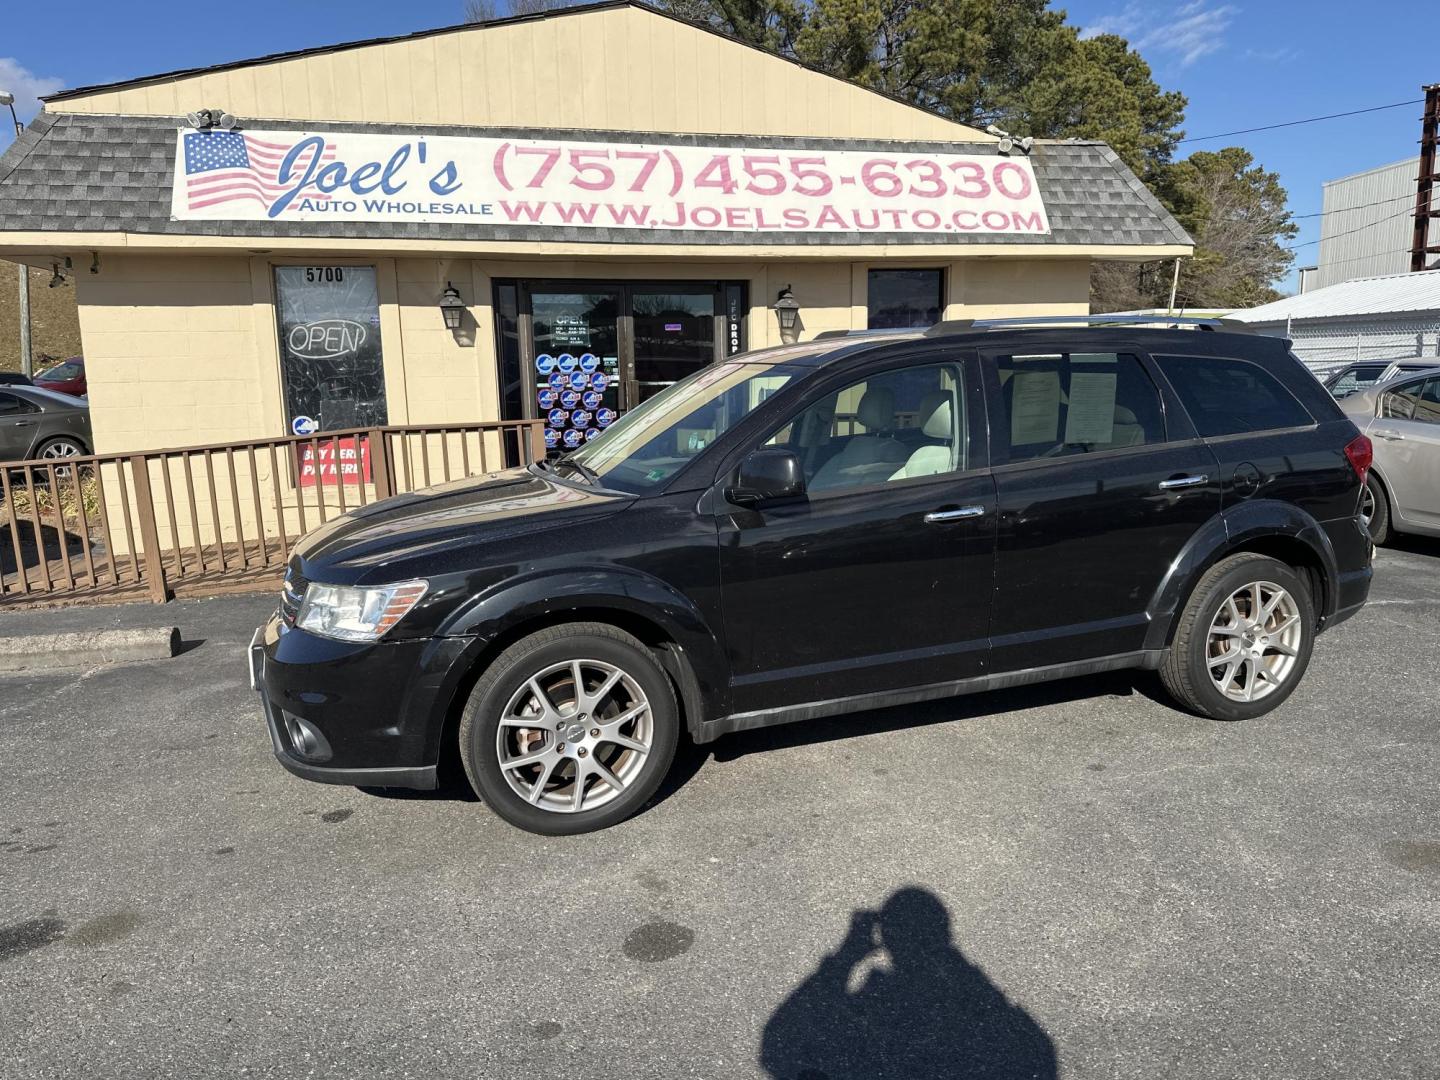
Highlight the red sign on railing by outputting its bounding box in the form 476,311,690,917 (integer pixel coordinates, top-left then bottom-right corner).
298,436,372,487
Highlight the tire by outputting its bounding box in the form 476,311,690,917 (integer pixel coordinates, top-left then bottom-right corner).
36,436,88,459
458,622,679,835
1159,553,1316,722
1361,474,1391,546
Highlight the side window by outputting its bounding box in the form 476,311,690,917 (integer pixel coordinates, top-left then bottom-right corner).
1419,378,1440,423
993,351,1164,463
766,363,967,494
1387,377,1440,423
1153,354,1313,437
1380,380,1426,421
1329,371,1360,397
0,393,39,417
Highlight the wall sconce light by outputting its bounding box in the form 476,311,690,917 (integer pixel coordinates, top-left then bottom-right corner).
772,286,801,344
439,282,466,330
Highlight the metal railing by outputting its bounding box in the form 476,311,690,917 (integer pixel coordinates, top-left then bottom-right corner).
1,420,545,604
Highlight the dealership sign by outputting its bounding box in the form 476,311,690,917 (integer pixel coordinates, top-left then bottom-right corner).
172,129,1049,235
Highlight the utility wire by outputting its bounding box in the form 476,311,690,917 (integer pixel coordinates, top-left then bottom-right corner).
1292,191,1416,220
1285,204,1417,250
1181,99,1424,144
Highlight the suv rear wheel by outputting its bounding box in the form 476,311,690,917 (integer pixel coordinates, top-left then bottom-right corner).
459,623,679,835
1359,474,1390,545
1160,553,1315,721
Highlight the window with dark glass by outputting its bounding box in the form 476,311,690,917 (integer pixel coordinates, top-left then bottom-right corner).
274,266,387,434
994,352,1165,463
867,270,943,330
1153,354,1313,437
494,284,523,422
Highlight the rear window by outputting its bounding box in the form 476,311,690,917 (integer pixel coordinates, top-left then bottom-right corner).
1153,354,1313,437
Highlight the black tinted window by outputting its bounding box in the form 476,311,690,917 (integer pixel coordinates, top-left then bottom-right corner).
1154,355,1312,436
0,393,38,416
867,270,943,330
993,352,1165,463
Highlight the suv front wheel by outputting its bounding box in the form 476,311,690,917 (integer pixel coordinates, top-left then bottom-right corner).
459,623,679,834
1160,553,1316,721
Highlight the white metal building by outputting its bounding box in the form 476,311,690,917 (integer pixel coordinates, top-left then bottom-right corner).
1312,157,1418,291
1228,269,1440,368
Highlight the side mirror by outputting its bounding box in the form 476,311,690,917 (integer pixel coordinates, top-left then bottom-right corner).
727,448,806,507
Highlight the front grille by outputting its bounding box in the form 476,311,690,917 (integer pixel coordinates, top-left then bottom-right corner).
280,566,307,626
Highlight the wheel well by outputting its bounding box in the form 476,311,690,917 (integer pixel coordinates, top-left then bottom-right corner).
1222,535,1327,620
433,607,699,783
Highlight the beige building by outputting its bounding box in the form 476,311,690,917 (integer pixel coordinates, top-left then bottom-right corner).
0,0,1190,460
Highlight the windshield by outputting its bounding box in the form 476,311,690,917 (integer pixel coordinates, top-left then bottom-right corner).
562,360,797,493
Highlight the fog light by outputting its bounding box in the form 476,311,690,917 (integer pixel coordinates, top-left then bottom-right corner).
281,712,333,762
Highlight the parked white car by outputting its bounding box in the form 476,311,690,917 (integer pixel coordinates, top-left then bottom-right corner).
1341,371,1440,543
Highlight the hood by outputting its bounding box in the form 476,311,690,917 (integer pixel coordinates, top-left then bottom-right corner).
292,465,629,579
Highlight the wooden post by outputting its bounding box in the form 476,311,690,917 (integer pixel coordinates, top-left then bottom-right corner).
369,429,393,500
128,455,170,604
527,421,547,464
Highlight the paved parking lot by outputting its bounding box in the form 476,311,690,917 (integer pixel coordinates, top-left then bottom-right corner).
2,540,1439,1080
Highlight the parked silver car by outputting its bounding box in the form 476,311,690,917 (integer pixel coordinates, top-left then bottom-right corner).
0,384,92,463
1341,371,1440,543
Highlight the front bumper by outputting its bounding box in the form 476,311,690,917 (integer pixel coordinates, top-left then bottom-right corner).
250,614,473,790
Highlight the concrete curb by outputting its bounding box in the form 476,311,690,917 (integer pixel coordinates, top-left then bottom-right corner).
0,627,181,674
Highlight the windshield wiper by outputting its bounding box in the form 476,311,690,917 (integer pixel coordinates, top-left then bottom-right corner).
555,456,601,485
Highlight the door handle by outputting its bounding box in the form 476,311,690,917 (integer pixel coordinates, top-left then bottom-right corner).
1158,475,1207,490
9,420,35,427
924,505,987,523
1372,429,1406,441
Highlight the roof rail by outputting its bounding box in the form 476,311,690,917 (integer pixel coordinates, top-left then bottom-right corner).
924,315,1255,336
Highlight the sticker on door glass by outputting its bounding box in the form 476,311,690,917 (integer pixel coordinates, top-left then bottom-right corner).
557,353,578,373
572,410,592,429
580,353,600,372
535,353,556,374
585,427,601,441
562,428,583,448
544,428,560,449
559,389,580,409
596,408,617,428
537,388,558,409
568,371,590,390
590,373,608,392
548,408,569,427
291,415,320,436
581,390,602,410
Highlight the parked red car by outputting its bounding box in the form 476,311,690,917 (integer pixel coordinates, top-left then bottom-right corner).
33,357,85,397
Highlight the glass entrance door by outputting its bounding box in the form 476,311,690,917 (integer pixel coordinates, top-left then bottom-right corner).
499,281,747,441
630,288,716,405
531,290,622,452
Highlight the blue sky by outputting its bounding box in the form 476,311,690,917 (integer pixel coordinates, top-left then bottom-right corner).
1,1,1432,292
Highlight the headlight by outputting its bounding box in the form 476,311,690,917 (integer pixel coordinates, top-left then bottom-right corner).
295,580,428,642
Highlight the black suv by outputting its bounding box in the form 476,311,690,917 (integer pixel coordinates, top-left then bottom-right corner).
250,320,1374,834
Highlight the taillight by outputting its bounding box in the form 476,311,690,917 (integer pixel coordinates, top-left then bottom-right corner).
1344,434,1373,485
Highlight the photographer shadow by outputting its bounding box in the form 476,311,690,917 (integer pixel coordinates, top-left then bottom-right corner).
760,888,1056,1080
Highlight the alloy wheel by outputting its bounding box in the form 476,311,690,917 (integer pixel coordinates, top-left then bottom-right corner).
40,440,82,459
1206,581,1303,703
1359,484,1375,530
495,658,653,813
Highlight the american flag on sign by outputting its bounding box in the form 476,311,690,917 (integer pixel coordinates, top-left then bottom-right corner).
182,131,337,212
